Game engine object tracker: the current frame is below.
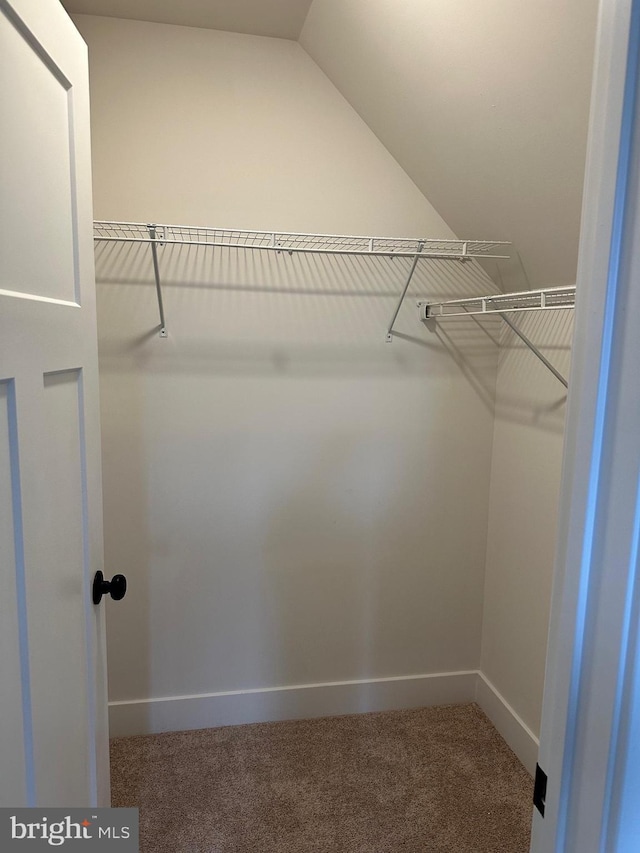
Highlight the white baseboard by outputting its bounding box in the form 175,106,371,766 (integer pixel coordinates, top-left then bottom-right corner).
475,671,539,776
109,670,539,778
108,670,477,738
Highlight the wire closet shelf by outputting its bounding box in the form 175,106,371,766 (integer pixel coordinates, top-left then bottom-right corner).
92,220,570,387
93,220,510,261
417,285,576,319
416,286,576,390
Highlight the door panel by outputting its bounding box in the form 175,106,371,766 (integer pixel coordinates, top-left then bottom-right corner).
24,369,90,805
0,0,109,807
0,2,77,303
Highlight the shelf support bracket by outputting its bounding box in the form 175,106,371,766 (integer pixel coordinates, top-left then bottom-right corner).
385,241,425,342
148,224,167,338
498,311,568,388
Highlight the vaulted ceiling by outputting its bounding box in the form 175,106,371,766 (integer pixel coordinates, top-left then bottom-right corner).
62,0,314,40
299,0,599,288
62,0,599,287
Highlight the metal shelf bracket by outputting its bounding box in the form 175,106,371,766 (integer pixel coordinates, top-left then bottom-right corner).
147,224,167,338
499,312,568,388
385,241,425,342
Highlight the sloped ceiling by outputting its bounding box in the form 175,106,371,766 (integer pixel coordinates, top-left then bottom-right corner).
63,0,599,288
61,0,314,40
300,0,599,288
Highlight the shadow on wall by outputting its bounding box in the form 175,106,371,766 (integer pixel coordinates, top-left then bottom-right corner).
418,281,574,436
94,239,501,394
94,239,571,436
493,309,573,434
93,239,506,341
94,239,502,300
427,317,501,415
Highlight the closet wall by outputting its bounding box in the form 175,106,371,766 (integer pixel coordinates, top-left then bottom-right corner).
75,15,501,737
480,313,574,752
300,0,597,751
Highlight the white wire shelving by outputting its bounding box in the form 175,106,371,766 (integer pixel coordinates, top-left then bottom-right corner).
93,220,511,341
93,220,571,387
93,220,510,260
417,285,576,319
417,286,577,388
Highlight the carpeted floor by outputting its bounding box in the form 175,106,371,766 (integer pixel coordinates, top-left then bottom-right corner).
110,703,533,852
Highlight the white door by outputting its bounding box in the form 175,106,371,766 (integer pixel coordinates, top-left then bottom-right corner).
0,0,110,807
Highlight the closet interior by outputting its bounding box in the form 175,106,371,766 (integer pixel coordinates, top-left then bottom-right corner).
65,0,596,833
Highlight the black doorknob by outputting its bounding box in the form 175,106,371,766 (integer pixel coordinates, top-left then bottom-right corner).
93,571,127,605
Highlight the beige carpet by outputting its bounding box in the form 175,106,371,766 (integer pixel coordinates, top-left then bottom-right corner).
110,703,533,852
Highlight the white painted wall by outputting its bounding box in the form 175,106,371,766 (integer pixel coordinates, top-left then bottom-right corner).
74,15,501,733
481,312,573,741
77,14,456,237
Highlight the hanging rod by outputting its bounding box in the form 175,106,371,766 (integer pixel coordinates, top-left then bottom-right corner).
417,285,575,388
93,220,510,261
